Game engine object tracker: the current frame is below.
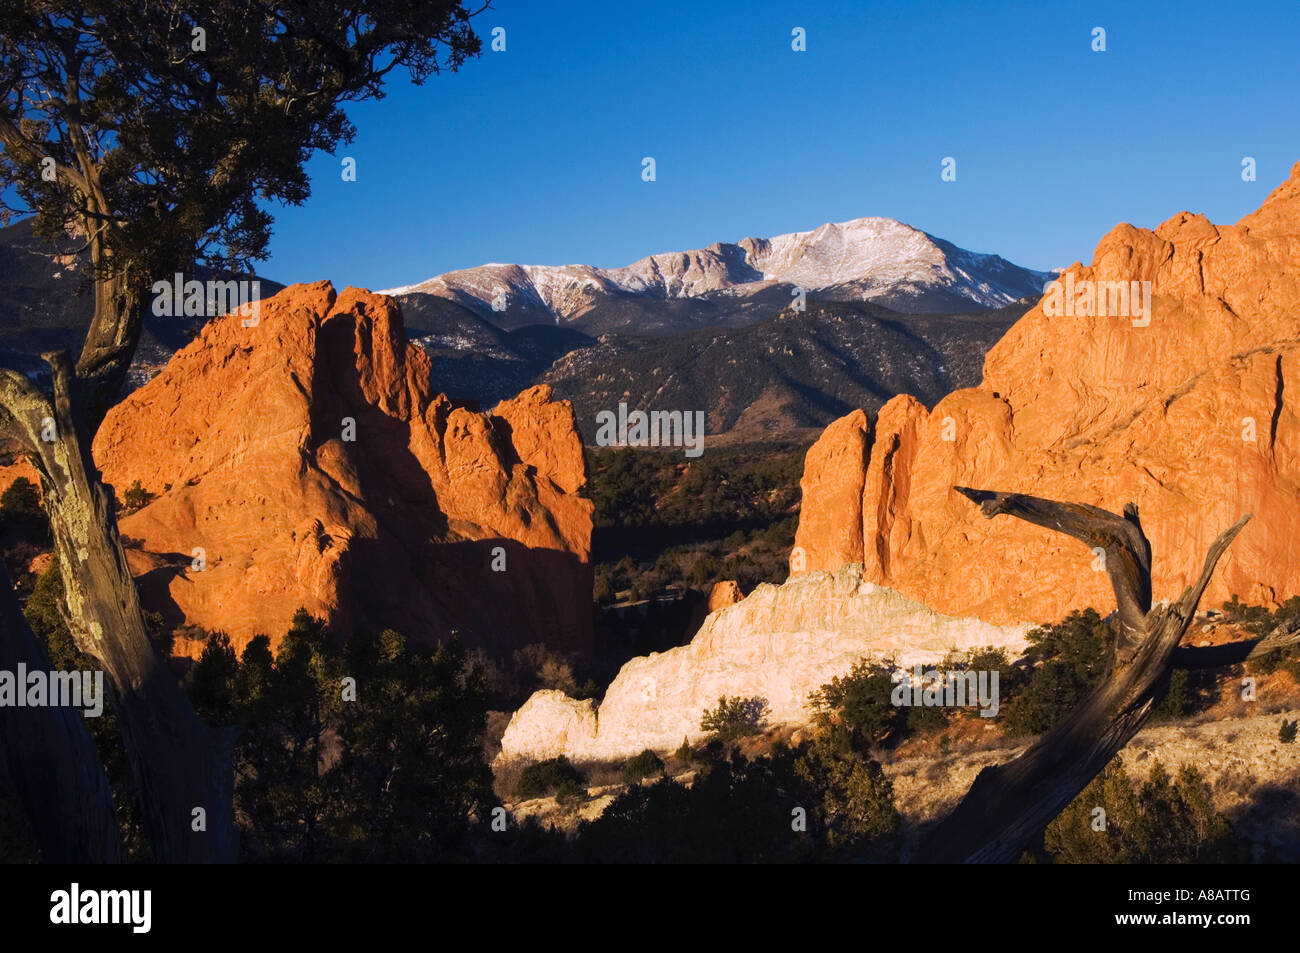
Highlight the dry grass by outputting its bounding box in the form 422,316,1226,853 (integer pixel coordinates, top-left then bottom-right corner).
1200,669,1300,720
1213,765,1258,799
890,714,1017,761
571,758,629,789
491,757,527,803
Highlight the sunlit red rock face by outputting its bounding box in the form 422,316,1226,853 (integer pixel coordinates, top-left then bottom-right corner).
707,580,744,611
0,454,39,500
793,161,1300,624
93,282,593,655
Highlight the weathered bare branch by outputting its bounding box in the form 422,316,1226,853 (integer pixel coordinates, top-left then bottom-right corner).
1173,615,1300,669
921,490,1250,863
1173,514,1252,619
954,486,1152,657
25,350,237,862
0,368,56,489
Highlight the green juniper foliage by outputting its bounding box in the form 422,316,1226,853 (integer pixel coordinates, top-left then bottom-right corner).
621,749,664,785
810,657,904,750
1001,609,1112,736
0,477,48,545
0,0,485,863
1223,596,1300,682
1040,761,1248,864
118,479,152,515
6,592,501,862
700,694,770,742
572,736,899,863
17,562,151,858
515,756,586,803
186,609,495,862
1,1,481,282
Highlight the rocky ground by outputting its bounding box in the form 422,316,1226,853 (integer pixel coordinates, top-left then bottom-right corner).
501,703,1300,862
885,707,1300,862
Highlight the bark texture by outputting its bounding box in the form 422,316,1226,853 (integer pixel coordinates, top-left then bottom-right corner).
0,349,236,862
919,487,1250,864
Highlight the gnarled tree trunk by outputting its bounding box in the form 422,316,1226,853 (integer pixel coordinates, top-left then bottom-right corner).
919,488,1252,863
0,342,236,862
0,560,122,862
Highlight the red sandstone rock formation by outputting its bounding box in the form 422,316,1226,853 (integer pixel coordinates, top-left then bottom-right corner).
0,448,38,500
793,161,1300,624
707,580,744,612
91,282,593,655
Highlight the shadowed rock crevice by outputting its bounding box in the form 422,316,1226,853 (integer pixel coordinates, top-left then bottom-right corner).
791,160,1300,624
91,282,593,657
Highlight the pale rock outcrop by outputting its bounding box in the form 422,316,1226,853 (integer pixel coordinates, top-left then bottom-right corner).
793,159,1300,624
498,564,1029,763
497,690,598,763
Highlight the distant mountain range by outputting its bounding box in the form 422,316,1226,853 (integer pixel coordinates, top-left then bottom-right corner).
2,214,1046,440
540,300,1030,441
0,218,284,389
382,217,1055,334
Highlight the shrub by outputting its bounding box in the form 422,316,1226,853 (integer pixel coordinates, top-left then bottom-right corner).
674,738,693,766
695,738,725,765
553,778,585,803
1281,719,1298,744
812,647,1029,751
572,737,899,862
0,476,49,544
1222,594,1300,635
1042,760,1247,863
119,478,153,514
537,657,577,695
0,476,40,512
700,695,769,742
1150,668,1190,722
689,554,721,587
515,757,586,801
793,736,901,855
1002,610,1112,736
1223,595,1300,682
809,658,903,752
512,643,579,701
621,749,664,785
592,570,616,606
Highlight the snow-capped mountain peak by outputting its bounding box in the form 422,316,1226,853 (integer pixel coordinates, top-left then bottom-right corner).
380,218,1053,330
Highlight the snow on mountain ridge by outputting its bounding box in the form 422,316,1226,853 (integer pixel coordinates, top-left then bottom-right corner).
379,217,1053,319
750,218,949,287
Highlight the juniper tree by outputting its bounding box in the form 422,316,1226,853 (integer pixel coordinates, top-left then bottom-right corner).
0,0,481,862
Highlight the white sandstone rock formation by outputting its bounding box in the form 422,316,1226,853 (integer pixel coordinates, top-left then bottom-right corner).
498,563,1031,763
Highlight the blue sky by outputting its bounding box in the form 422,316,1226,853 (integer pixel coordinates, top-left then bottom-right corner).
262,0,1300,289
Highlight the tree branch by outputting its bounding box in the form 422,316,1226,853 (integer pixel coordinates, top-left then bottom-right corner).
1172,514,1252,619
920,490,1251,863
1173,615,1300,670
0,366,55,461
0,115,93,196
954,486,1152,656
